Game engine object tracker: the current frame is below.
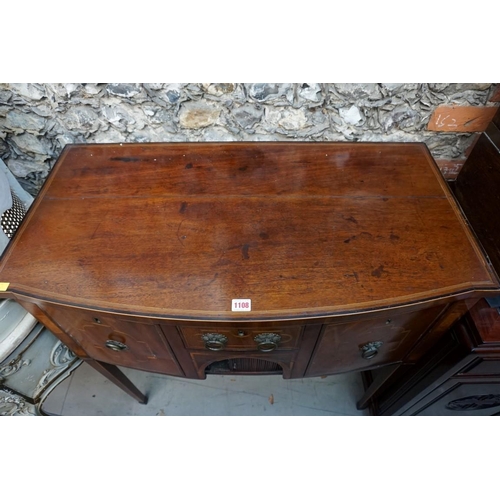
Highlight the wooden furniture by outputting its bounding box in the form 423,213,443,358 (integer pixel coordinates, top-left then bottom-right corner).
365,107,500,415
0,142,498,409
366,298,500,415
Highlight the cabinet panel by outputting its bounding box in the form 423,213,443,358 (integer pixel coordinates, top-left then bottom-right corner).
404,381,500,416
41,304,184,376
307,305,444,376
458,358,500,376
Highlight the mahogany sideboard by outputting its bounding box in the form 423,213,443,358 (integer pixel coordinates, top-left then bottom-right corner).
0,142,498,410
364,298,500,415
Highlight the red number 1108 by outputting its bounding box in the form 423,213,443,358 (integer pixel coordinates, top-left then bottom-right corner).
232,299,251,311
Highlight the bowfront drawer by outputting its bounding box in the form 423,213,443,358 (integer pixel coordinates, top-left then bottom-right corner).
40,304,184,376
178,325,304,352
307,305,445,376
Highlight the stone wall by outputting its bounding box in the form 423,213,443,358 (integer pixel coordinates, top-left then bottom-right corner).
0,83,498,195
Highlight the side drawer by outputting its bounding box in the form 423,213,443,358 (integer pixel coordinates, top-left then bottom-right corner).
40,304,184,376
306,305,445,376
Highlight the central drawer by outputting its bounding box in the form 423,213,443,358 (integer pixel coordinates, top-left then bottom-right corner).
177,325,304,352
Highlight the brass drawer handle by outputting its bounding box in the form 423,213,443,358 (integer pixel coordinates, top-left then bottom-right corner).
254,333,281,352
201,333,228,351
360,341,383,360
105,340,128,352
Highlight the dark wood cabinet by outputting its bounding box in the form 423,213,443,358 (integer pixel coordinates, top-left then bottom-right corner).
366,299,500,415
1,142,498,408
401,380,500,416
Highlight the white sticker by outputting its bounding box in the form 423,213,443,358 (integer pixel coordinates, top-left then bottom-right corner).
232,299,251,312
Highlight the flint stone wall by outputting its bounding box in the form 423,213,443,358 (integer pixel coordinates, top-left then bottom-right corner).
0,83,496,195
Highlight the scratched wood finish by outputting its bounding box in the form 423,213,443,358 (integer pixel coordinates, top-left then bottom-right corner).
0,142,497,321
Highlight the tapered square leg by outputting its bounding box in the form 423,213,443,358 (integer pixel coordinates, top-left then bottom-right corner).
86,360,148,404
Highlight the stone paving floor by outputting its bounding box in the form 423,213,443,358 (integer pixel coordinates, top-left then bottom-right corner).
43,362,368,416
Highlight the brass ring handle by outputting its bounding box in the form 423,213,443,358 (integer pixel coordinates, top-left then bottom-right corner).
254,333,281,352
205,340,226,351
201,333,228,351
360,341,383,360
257,341,278,352
105,340,128,352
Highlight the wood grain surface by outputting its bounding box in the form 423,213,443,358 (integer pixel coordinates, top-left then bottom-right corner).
0,142,497,320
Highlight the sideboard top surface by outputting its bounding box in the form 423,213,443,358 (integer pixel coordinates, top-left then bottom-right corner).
0,142,497,320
